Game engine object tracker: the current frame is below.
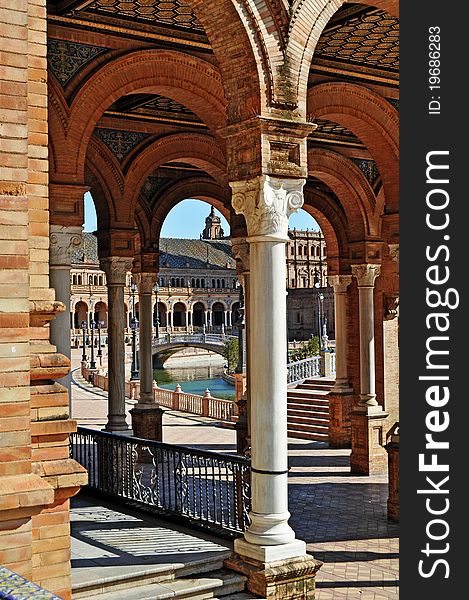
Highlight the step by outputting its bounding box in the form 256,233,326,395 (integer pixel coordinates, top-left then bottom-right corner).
289,387,330,395
287,429,328,442
297,382,334,391
287,405,329,416
287,395,330,406
287,422,328,434
287,415,329,427
72,552,232,599
83,570,247,600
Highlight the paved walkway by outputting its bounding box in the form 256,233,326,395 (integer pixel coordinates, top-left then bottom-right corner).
70,350,398,599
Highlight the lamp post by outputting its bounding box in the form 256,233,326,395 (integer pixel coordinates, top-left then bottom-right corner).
81,320,87,362
130,278,139,380
315,284,324,350
153,282,159,339
89,320,96,370
97,319,103,361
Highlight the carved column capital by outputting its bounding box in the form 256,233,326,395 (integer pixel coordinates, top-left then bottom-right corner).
384,293,400,320
49,225,83,267
231,237,250,276
135,272,157,295
231,175,304,242
100,257,133,286
351,264,381,288
328,274,352,295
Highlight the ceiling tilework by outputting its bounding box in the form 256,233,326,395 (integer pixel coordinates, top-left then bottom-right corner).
94,128,149,161
47,39,109,86
310,118,362,146
84,0,204,31
350,158,380,185
315,9,399,72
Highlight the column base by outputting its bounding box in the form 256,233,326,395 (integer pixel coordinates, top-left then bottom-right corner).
226,546,322,599
350,409,389,475
327,390,354,448
130,405,163,442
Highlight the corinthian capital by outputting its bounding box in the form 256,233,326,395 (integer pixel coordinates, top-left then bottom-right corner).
351,263,381,287
230,175,304,241
328,275,352,294
100,257,133,285
49,225,83,267
231,238,250,276
135,272,157,294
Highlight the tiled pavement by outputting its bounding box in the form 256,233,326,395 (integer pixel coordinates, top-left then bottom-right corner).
71,350,398,599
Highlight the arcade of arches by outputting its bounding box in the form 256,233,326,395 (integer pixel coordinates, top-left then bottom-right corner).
1,1,399,598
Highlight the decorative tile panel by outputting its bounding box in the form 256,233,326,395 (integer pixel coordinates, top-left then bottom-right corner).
94,128,149,161
48,39,109,86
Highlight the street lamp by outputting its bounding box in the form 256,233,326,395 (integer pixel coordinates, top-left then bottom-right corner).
130,278,139,380
97,320,104,359
153,282,159,339
314,282,324,350
89,320,96,370
130,315,139,380
80,320,87,362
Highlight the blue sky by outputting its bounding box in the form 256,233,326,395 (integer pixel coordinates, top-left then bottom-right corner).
84,193,319,236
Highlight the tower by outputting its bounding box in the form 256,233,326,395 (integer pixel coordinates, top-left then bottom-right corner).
202,206,224,239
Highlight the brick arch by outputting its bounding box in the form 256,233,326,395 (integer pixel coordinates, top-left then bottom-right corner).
188,0,269,120
287,0,398,113
84,161,115,232
308,148,378,239
149,177,230,248
308,82,399,213
84,138,130,227
60,50,227,182
48,79,69,179
302,186,349,272
125,133,228,219
134,204,152,255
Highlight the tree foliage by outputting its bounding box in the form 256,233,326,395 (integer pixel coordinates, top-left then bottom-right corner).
289,336,320,362
223,337,239,373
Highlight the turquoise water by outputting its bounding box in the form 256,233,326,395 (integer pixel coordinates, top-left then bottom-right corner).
153,365,235,400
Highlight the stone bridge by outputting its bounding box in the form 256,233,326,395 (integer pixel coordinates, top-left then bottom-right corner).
151,333,236,367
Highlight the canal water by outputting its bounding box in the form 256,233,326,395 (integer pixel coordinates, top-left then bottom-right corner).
153,364,235,400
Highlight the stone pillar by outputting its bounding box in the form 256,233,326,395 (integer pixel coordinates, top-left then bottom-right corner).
386,423,399,521
327,275,354,448
130,272,163,441
350,264,388,475
229,176,315,561
204,310,209,328
49,225,83,402
224,310,229,328
101,257,132,433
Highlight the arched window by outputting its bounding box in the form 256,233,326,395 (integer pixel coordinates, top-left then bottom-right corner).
191,278,195,287
201,280,205,288
221,279,225,288
88,275,92,285
298,246,303,256
77,274,82,285
171,278,175,287
212,279,215,288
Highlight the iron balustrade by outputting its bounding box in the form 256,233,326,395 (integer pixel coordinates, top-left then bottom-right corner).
287,356,321,384
71,427,251,537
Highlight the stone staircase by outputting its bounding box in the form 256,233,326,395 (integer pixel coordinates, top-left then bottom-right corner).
287,378,335,442
72,559,247,600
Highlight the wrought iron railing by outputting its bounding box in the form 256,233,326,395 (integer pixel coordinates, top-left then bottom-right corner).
71,427,251,537
287,356,321,384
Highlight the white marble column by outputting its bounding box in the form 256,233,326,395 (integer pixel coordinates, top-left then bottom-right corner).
101,257,133,432
231,175,307,562
49,225,83,402
351,264,381,412
224,310,229,328
136,273,157,405
328,275,353,392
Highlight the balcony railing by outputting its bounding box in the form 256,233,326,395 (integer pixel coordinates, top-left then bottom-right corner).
287,355,321,384
71,427,251,537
